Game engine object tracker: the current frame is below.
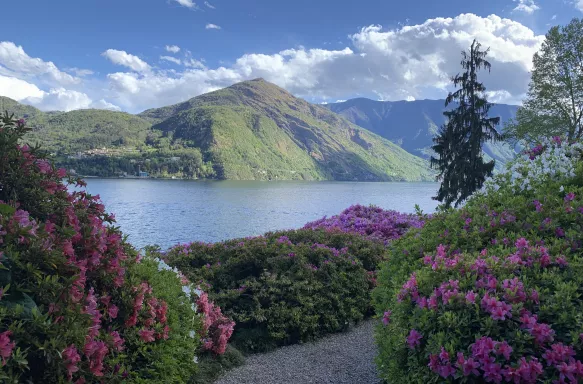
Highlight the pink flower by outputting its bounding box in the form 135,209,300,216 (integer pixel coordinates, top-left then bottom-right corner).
35,159,52,174
382,311,391,326
0,331,15,365
108,304,119,319
465,291,477,304
557,362,577,382
542,343,575,366
109,331,124,351
496,341,512,360
139,328,156,343
530,323,555,345
482,362,503,383
514,357,543,383
457,353,480,376
529,289,540,304
83,340,108,377
406,329,422,349
62,345,81,380
556,256,568,267
565,192,576,202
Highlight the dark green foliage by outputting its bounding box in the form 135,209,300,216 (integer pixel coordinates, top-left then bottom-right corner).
162,229,387,352
431,40,502,207
190,346,245,384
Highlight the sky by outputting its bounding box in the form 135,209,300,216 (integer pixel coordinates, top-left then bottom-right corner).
0,0,579,113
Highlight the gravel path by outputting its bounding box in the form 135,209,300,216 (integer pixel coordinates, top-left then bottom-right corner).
215,320,381,384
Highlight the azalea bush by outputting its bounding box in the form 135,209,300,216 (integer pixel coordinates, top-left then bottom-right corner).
374,138,583,382
303,204,426,244
0,114,232,382
161,229,388,352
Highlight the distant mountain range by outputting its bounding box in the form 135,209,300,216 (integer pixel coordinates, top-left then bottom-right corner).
325,98,519,169
0,79,519,181
0,79,433,181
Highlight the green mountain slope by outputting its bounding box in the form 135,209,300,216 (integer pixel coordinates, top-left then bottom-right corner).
1,80,434,181
0,96,152,153
146,79,434,181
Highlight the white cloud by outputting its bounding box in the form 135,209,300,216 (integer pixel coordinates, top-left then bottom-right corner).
575,0,583,12
204,1,215,9
161,56,182,65
90,99,122,111
0,75,44,100
1,14,545,113
513,0,540,14
25,88,92,111
66,68,94,77
165,45,181,54
174,0,196,8
0,42,80,86
551,14,557,20
184,58,206,69
99,14,543,112
102,49,151,72
205,23,221,30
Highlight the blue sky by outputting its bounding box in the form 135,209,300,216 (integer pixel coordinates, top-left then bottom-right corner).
0,0,579,112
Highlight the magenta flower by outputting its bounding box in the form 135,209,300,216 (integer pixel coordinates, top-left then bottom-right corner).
514,357,543,383
482,362,503,383
555,227,565,237
139,328,156,343
457,353,480,376
108,304,119,319
496,341,512,360
406,329,422,349
533,200,543,212
0,331,15,366
61,344,81,380
109,331,124,351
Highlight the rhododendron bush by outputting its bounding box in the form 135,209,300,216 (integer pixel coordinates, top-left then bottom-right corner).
159,229,388,352
303,204,426,244
374,138,583,383
0,114,232,382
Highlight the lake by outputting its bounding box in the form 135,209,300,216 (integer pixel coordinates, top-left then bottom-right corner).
83,179,440,249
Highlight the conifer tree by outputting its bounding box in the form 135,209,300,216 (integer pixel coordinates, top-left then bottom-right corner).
431,40,502,207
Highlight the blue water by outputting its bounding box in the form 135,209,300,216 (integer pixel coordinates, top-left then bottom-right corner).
82,179,439,249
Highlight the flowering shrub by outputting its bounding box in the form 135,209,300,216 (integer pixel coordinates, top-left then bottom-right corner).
149,253,235,355
303,204,426,244
374,139,583,382
160,229,387,352
0,114,209,382
483,136,583,193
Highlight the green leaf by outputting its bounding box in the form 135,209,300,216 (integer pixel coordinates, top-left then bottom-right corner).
0,203,15,216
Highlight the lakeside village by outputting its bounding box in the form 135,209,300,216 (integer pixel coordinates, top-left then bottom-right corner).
65,147,179,179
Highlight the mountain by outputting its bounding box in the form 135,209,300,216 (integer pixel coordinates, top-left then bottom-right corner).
1,80,434,181
325,98,519,168
140,79,433,181
0,96,152,153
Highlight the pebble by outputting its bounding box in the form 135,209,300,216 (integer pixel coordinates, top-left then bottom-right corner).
215,319,381,384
